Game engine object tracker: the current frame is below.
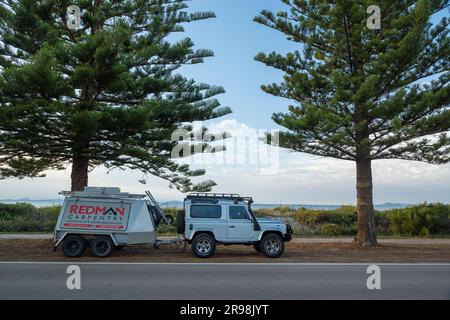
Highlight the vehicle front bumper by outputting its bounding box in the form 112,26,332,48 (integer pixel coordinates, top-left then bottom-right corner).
284,224,293,241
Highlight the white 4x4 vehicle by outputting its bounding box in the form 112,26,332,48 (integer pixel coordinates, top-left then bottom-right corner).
177,193,293,258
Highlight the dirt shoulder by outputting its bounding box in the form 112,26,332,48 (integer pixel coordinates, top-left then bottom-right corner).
2,234,450,245
0,239,449,263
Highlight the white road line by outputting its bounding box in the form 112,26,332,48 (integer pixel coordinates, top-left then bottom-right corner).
0,261,449,266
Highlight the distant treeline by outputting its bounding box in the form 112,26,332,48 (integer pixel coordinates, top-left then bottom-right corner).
0,203,448,237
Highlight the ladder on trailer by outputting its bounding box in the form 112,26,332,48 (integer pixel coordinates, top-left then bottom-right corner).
145,190,171,225
145,190,185,250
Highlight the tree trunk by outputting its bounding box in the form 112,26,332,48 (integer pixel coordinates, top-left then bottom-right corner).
354,158,377,246
71,156,89,191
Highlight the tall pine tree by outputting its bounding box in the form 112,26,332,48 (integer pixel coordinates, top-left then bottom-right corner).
0,0,231,191
255,0,449,245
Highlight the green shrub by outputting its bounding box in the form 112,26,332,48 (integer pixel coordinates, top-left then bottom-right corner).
254,203,450,237
0,203,61,232
157,208,179,234
320,223,339,235
293,206,357,225
385,203,450,236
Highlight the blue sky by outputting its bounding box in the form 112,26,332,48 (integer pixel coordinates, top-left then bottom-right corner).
177,0,299,129
0,0,449,204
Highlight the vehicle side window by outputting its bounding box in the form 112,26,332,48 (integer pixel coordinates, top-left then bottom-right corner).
229,206,250,220
190,205,222,219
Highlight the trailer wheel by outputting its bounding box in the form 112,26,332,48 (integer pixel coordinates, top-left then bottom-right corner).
62,235,87,258
260,234,284,258
192,233,216,258
91,236,114,258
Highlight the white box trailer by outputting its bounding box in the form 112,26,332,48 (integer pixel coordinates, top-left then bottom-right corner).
54,187,177,258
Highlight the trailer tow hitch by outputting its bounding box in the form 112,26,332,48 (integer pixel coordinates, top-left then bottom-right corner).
153,236,186,251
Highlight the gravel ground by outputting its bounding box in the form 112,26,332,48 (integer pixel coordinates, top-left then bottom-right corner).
1,233,450,244
0,239,449,263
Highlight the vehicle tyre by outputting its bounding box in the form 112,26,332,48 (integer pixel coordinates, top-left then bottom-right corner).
164,215,174,225
253,242,261,252
260,234,284,258
192,233,216,258
62,235,87,258
176,210,185,234
91,236,114,258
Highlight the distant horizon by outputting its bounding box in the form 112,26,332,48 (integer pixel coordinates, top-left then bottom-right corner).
0,197,447,208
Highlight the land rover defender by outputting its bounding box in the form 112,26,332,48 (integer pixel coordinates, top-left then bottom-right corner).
177,193,293,258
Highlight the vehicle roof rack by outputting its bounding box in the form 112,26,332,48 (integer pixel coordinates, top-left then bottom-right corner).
187,193,253,203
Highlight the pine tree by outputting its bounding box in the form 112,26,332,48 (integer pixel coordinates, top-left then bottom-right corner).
255,0,450,245
0,0,231,192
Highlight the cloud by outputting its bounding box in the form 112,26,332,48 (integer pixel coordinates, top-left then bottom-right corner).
0,118,449,204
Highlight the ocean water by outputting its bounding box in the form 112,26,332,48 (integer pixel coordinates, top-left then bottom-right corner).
0,199,410,211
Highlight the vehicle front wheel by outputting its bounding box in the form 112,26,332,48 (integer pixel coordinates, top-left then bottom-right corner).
192,233,216,258
91,236,114,258
62,235,87,258
260,234,284,258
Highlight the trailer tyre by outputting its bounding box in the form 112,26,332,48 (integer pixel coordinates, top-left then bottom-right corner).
192,233,216,258
176,210,185,234
260,234,284,258
62,235,87,258
91,236,114,258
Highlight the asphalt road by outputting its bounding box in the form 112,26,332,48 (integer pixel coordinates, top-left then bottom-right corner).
0,262,449,300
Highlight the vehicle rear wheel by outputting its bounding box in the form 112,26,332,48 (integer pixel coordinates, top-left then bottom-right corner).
260,234,284,258
253,242,261,252
91,236,114,258
62,235,87,258
192,233,216,258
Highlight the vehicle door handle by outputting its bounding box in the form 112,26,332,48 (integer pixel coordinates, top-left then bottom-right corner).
229,226,236,228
